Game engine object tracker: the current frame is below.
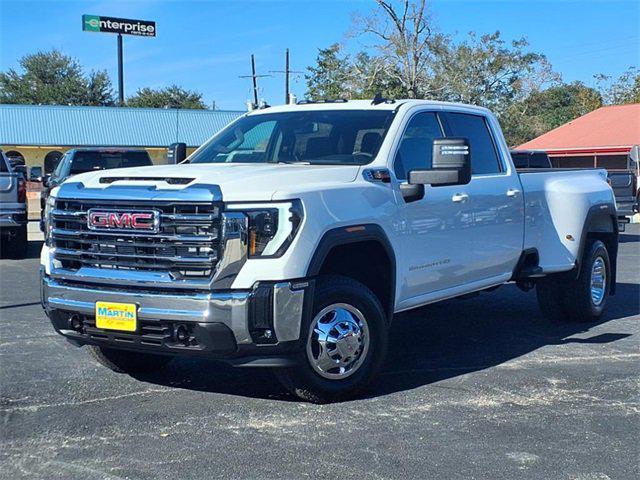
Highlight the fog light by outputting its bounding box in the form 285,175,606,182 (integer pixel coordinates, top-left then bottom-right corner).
175,324,189,345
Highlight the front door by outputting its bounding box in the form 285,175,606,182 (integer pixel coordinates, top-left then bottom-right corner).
394,111,473,303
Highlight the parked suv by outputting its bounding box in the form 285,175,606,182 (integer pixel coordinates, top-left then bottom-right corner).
41,101,618,402
40,148,153,231
0,150,28,258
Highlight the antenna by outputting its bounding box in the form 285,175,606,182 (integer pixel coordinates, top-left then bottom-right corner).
239,54,271,108
270,49,303,104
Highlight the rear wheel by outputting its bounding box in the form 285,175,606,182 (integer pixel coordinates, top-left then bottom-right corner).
274,275,388,403
536,240,611,323
88,345,172,374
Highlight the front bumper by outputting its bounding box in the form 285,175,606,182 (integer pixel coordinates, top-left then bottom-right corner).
41,273,312,366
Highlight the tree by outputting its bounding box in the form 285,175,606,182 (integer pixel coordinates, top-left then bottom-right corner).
501,82,602,146
431,32,559,114
306,44,353,100
127,85,207,109
353,0,446,98
305,44,403,100
0,50,114,106
596,67,640,105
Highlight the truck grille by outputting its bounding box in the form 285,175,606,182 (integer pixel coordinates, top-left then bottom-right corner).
50,199,221,280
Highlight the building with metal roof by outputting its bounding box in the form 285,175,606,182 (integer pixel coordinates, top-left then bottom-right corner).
0,104,244,171
517,103,639,170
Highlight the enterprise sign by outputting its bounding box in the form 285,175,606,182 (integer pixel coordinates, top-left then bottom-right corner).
82,14,156,37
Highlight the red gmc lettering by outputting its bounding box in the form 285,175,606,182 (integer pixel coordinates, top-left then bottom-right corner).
131,213,154,229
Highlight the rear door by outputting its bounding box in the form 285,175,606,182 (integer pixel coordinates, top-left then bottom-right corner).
439,111,524,282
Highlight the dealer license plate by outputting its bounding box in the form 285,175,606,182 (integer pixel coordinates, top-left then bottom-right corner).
95,301,137,332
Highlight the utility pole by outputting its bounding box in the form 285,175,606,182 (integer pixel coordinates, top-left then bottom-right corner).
270,49,303,104
239,54,270,108
117,34,124,105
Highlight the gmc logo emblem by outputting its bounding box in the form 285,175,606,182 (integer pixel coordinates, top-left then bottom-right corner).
87,209,159,232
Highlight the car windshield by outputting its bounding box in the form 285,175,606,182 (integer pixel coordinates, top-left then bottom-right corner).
188,110,395,165
69,151,152,175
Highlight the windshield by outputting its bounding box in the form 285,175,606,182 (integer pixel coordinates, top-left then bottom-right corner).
69,151,152,175
188,110,395,165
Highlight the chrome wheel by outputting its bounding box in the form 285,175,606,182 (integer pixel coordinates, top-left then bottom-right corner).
590,256,607,306
306,303,370,380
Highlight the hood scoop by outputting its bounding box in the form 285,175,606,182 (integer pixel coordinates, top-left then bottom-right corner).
99,176,194,185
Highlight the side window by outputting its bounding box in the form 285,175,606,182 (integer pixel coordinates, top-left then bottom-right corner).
441,112,502,175
394,112,443,180
0,153,8,173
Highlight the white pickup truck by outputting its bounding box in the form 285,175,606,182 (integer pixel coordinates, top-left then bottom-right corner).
41,100,618,402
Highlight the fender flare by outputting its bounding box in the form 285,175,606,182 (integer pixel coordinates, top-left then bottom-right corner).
306,224,397,319
576,203,619,293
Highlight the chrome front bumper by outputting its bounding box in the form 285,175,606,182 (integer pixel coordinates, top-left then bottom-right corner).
42,274,309,363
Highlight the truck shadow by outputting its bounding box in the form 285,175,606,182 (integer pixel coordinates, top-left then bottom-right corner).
137,282,639,401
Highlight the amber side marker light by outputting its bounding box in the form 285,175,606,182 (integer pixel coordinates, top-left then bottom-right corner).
345,226,366,233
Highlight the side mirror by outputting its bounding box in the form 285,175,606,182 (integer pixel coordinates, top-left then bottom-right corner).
42,174,51,188
408,138,471,187
167,142,187,164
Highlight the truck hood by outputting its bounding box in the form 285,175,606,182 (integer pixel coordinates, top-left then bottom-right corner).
67,163,361,201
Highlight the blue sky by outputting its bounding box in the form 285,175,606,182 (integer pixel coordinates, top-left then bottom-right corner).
1,0,638,110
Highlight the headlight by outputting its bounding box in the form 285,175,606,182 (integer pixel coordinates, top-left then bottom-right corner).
44,194,56,243
227,200,303,258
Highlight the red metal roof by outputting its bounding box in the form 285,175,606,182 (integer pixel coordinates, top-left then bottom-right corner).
517,103,640,154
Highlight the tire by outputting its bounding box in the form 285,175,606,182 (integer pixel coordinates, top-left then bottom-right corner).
274,275,388,403
88,345,173,374
10,225,28,259
536,240,610,323
563,240,610,322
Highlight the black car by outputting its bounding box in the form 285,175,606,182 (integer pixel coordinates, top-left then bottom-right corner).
510,150,552,170
40,148,153,231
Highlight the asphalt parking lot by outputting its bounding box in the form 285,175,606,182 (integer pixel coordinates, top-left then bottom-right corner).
1,226,638,480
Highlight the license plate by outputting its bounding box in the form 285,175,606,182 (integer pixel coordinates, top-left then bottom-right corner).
95,301,137,332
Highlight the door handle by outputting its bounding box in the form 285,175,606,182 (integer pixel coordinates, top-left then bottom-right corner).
506,188,521,197
451,193,469,203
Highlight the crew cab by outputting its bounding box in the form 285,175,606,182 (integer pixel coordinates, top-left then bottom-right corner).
40,148,153,231
0,150,28,258
41,100,618,402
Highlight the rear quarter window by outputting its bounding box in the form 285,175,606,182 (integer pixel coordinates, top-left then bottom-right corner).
0,154,8,173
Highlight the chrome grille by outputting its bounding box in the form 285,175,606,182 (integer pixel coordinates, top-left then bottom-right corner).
50,199,221,280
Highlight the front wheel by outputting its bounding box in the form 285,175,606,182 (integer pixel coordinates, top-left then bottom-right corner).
274,275,388,403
